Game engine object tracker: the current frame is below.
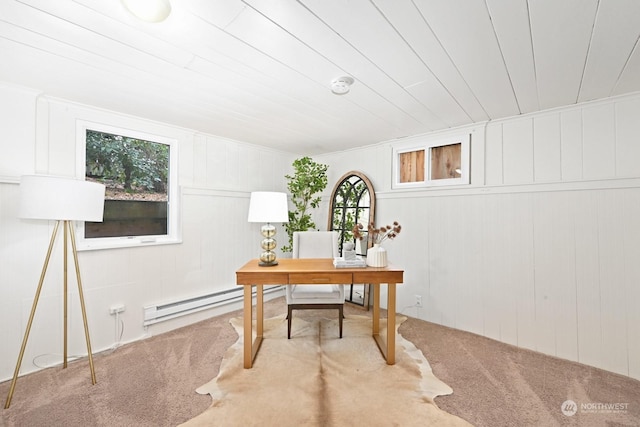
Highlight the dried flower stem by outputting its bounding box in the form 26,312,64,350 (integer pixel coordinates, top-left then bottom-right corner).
352,221,402,245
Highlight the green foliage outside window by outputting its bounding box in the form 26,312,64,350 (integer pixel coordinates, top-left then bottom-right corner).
84,129,170,239
86,130,169,196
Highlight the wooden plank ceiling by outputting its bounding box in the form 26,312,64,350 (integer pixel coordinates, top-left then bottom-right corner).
1,0,639,154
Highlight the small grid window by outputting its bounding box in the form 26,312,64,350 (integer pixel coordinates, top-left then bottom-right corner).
392,134,470,189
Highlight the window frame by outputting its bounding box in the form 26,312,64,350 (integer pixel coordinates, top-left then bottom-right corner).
75,120,181,251
392,133,470,189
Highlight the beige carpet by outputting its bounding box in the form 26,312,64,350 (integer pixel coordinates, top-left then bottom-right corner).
183,314,472,427
3,297,638,426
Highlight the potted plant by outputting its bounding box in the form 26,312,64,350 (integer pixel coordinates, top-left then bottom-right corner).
282,156,329,253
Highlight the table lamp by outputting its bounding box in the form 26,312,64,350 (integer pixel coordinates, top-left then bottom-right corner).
247,192,288,266
5,175,105,408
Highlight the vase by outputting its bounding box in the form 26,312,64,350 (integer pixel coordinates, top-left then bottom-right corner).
359,239,369,256
366,243,387,267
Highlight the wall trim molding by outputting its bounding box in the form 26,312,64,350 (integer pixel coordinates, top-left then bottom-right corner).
377,177,640,199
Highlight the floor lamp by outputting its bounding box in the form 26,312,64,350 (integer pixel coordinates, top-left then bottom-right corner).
4,175,105,409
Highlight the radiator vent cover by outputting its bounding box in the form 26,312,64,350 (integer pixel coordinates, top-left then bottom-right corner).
143,285,281,326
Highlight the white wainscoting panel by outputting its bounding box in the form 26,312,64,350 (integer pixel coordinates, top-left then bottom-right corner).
623,192,640,379
456,195,485,337
532,192,578,360
573,190,603,370
533,114,561,183
559,108,583,181
0,83,37,179
582,103,616,180
615,97,640,178
503,118,534,185
595,190,630,376
484,121,503,185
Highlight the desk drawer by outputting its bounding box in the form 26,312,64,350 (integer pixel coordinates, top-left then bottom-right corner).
236,272,289,285
289,272,352,284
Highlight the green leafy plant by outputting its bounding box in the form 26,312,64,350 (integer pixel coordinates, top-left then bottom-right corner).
282,156,329,252
86,130,168,194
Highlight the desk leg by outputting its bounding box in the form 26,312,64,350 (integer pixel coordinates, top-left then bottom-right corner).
372,283,380,335
243,285,253,368
371,282,397,365
386,283,396,365
256,285,263,342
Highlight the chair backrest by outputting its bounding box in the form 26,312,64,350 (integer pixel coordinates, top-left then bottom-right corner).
292,231,339,259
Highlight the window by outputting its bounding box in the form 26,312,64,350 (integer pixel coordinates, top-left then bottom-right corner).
399,149,425,183
392,134,470,189
76,121,180,250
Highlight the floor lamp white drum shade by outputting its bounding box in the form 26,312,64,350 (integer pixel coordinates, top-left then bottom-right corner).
19,175,105,222
247,192,289,266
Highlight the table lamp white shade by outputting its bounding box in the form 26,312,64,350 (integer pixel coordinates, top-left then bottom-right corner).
247,192,289,223
19,175,106,222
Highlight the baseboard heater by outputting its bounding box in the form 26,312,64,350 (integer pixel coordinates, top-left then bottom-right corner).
143,285,282,326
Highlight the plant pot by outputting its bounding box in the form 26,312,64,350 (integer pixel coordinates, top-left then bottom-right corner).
366,244,387,267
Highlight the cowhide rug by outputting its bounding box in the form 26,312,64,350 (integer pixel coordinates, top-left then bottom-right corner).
182,314,472,426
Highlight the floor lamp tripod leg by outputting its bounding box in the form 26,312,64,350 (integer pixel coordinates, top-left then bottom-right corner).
69,222,97,384
4,221,60,409
63,221,68,369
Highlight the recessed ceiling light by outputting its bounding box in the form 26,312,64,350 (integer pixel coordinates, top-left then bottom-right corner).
331,76,354,95
122,0,172,23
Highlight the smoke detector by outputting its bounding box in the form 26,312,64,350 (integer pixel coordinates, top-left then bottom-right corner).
331,76,354,95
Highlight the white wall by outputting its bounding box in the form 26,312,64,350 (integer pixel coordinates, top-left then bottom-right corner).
317,92,640,380
0,82,295,381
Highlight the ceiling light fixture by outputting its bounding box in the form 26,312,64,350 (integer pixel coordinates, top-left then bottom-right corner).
121,0,172,23
331,76,354,95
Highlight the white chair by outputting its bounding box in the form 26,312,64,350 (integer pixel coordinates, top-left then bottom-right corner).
286,231,346,339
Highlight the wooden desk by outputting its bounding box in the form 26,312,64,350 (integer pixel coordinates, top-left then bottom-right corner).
236,258,404,368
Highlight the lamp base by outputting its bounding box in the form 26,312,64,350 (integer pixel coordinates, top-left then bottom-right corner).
5,220,96,409
258,260,279,267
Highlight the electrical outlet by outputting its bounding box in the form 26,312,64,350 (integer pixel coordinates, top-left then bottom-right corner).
109,304,125,315
415,295,422,307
